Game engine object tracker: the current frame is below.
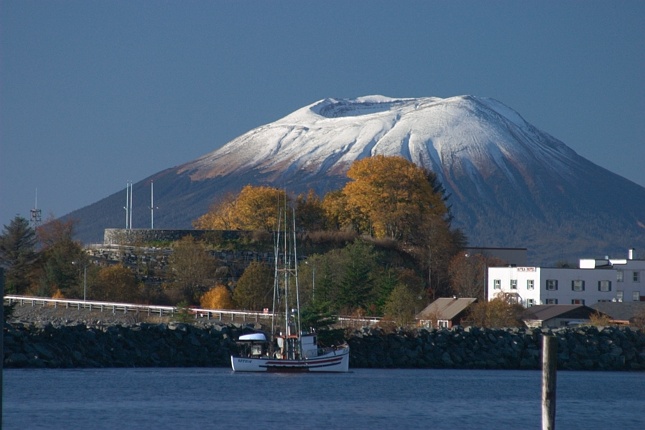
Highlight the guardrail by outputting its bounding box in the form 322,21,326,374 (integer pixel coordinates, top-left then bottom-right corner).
4,295,273,323
3,295,381,327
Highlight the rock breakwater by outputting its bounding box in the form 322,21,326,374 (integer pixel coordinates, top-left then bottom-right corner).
4,321,242,368
349,326,645,371
4,310,645,370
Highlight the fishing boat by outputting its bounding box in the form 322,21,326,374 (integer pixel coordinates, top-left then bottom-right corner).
230,207,350,373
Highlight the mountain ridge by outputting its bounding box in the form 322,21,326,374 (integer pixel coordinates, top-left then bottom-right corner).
67,95,645,265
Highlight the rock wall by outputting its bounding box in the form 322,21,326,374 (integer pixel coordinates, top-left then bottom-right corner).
348,326,645,371
4,320,644,370
103,229,243,245
3,321,245,368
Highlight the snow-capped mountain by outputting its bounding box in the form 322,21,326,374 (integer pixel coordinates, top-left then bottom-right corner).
69,95,645,264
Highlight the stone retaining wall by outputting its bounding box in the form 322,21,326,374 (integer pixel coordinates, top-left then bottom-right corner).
103,229,243,245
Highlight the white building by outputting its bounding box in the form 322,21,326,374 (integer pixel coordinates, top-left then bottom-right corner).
487,249,644,307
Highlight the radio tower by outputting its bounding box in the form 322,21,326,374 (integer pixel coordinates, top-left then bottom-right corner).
149,180,158,229
30,189,42,228
124,181,133,229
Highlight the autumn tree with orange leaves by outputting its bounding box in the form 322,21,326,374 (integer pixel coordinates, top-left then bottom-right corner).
338,155,449,243
200,284,234,309
194,186,288,231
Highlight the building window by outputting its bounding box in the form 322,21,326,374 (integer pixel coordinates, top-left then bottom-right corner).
616,290,624,302
617,270,624,282
633,291,640,301
510,279,518,290
634,272,641,282
527,280,534,290
493,279,501,290
571,299,585,305
526,298,535,307
546,280,558,291
438,320,449,328
571,280,585,292
598,280,612,292
546,298,558,304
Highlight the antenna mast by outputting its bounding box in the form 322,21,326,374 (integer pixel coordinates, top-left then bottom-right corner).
124,181,133,229
30,189,42,227
130,182,133,229
150,181,155,229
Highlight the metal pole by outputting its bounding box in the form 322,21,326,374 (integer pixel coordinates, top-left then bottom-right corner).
542,335,557,430
150,181,154,229
129,182,133,229
125,182,130,229
83,265,87,302
1,267,5,423
312,266,315,303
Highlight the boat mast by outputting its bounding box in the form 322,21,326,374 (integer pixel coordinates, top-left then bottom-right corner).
271,213,281,340
292,206,302,341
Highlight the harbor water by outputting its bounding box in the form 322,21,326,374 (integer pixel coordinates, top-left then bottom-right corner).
3,368,644,429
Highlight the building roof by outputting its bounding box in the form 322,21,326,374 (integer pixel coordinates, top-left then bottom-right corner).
416,297,477,321
591,302,645,322
522,305,598,322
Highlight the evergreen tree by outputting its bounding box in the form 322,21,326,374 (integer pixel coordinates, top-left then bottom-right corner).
0,216,38,294
336,241,376,314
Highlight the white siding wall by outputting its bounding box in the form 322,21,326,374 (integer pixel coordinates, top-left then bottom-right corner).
487,258,645,307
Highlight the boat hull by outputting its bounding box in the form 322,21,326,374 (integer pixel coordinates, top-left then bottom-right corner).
231,346,350,373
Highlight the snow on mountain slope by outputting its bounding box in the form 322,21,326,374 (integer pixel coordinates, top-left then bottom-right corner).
178,95,581,199
69,94,645,264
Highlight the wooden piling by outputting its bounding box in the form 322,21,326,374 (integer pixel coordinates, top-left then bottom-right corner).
542,335,557,430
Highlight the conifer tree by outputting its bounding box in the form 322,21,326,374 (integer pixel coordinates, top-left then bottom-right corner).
0,216,38,294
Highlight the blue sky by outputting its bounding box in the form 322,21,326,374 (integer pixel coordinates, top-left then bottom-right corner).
1,1,644,229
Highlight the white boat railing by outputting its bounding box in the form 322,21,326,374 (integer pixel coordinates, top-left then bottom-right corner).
3,295,381,326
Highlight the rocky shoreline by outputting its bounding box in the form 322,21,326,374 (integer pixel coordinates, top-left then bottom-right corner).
4,305,645,370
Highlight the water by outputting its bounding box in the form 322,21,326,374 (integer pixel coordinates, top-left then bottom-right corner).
2,368,644,429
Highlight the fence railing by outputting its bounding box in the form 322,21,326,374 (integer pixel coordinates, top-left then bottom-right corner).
3,295,381,327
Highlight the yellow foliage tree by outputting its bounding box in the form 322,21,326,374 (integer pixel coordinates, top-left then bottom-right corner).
194,185,288,231
466,295,525,328
342,155,448,242
92,264,140,303
193,193,237,230
200,284,234,309
321,190,354,231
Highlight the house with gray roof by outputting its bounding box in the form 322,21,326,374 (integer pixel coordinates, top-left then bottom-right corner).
591,301,645,325
521,304,604,328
